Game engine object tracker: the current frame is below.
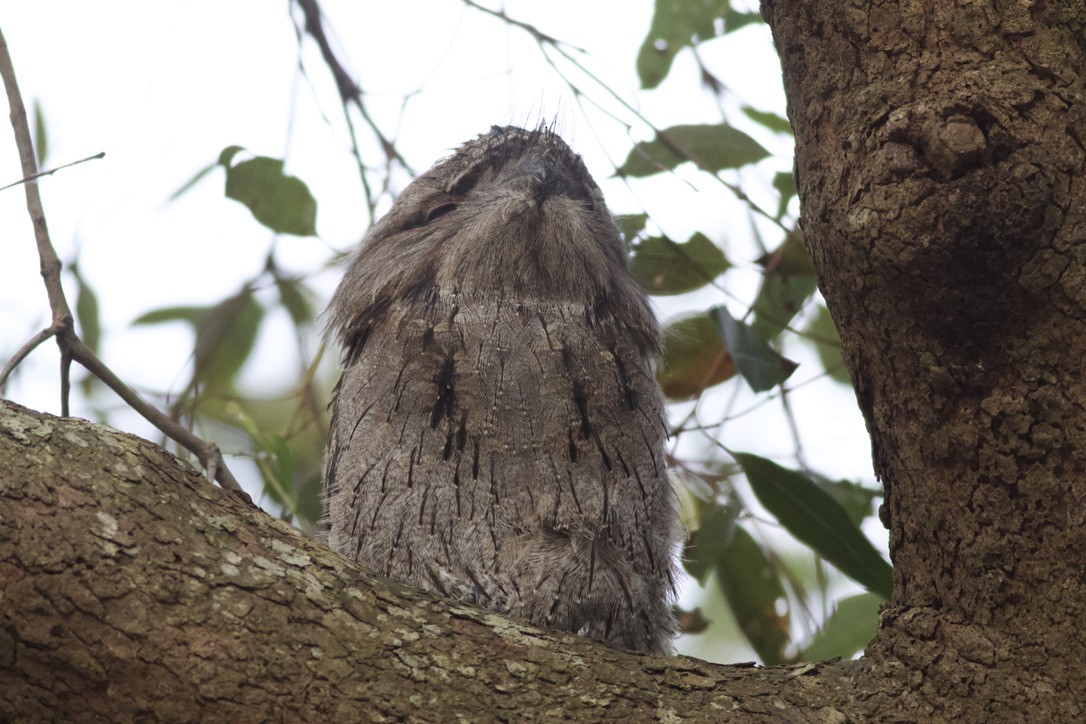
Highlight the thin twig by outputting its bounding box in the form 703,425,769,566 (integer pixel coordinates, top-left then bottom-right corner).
461,0,572,49
0,327,53,390
288,0,375,216
465,0,789,232
0,26,245,496
0,151,104,191
0,30,72,346
779,386,809,473
293,0,414,176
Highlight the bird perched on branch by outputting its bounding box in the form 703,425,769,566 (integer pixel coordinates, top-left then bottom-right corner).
324,125,679,654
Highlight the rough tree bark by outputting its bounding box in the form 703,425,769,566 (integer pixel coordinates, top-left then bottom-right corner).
2,1,1085,721
0,399,857,722
763,0,1086,718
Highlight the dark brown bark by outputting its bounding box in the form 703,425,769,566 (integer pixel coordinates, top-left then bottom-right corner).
762,0,1086,718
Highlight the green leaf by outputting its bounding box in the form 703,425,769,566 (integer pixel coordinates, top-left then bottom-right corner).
616,213,649,243
228,403,301,518
32,99,48,167
683,496,740,585
751,233,817,340
741,107,793,135
724,8,764,33
631,232,730,295
658,313,736,400
813,477,879,527
674,606,711,635
70,264,101,354
772,171,798,220
295,471,325,526
193,289,264,391
275,277,315,325
216,398,325,526
751,276,818,341
217,145,245,167
636,0,730,89
804,304,851,385
616,124,769,178
259,433,300,518
732,452,893,599
132,305,209,327
169,162,218,202
716,525,790,665
800,593,882,661
710,306,797,392
222,154,317,236
754,230,813,276
132,294,262,392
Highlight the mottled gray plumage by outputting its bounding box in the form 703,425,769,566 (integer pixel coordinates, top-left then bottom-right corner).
324,125,679,654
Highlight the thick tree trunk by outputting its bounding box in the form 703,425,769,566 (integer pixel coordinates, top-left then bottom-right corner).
763,0,1086,718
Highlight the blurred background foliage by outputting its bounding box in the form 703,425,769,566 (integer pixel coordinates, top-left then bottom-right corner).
14,0,887,665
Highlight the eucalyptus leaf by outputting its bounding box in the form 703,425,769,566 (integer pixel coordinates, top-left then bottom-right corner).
616,213,649,242
192,289,264,391
772,171,798,220
276,277,315,325
674,606,712,635
631,232,730,295
683,496,740,585
223,154,317,236
800,593,882,661
804,304,852,385
732,451,893,599
32,99,48,167
742,106,793,135
724,8,764,33
616,124,769,177
658,313,736,400
132,305,209,327
71,264,101,355
217,145,245,167
813,476,879,527
636,0,730,89
716,524,790,665
754,230,813,276
751,274,818,341
710,306,797,392
751,232,817,340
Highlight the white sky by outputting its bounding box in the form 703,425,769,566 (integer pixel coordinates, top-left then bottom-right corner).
0,1,879,662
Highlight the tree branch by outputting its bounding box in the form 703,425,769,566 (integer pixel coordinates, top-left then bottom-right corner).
0,28,71,342
0,27,245,495
290,0,415,221
0,150,104,191
0,399,858,722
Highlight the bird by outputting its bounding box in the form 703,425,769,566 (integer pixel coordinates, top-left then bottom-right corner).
323,124,680,654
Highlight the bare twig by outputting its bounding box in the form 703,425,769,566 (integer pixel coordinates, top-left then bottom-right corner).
463,0,788,233
0,327,52,390
0,150,105,191
291,0,415,220
460,0,572,49
0,33,72,347
0,27,246,496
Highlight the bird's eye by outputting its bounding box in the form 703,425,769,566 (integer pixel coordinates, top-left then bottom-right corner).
425,202,458,222
447,159,501,196
448,167,483,196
